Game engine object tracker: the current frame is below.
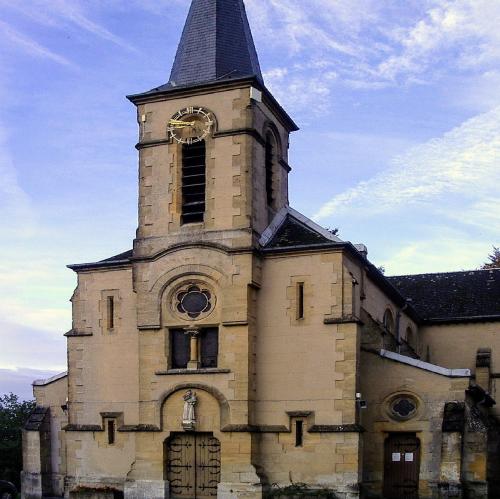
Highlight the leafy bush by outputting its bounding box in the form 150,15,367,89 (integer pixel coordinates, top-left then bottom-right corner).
0,393,36,489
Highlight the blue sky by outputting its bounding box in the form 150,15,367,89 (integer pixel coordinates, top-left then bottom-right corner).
0,0,499,399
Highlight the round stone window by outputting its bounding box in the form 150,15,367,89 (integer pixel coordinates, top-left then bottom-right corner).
389,396,418,421
174,284,214,320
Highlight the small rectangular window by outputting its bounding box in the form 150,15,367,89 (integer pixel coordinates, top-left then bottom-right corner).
295,420,304,447
107,296,115,330
200,328,219,368
297,282,304,320
107,420,115,445
171,329,190,369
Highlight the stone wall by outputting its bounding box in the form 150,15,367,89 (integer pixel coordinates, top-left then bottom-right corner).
359,349,469,498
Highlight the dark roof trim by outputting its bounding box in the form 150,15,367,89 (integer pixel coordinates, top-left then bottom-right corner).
68,259,132,272
68,249,133,272
423,314,500,325
69,242,258,272
127,77,298,133
262,241,344,253
33,371,68,387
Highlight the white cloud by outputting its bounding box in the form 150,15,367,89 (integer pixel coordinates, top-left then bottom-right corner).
0,124,38,238
264,64,337,115
383,234,491,275
377,0,500,83
0,20,76,68
314,106,500,223
0,0,138,53
244,0,500,111
311,106,500,273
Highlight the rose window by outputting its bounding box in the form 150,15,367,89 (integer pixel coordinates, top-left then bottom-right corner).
175,285,213,319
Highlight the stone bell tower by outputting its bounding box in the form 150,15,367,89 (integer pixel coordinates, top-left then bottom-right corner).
127,0,298,259
120,2,298,497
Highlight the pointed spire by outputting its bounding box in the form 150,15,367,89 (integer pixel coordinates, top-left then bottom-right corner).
168,0,263,88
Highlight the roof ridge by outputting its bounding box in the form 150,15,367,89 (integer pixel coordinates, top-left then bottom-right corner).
388,268,500,279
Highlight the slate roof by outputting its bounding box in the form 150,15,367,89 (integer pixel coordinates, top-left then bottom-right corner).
170,0,262,87
266,215,333,249
130,0,262,99
260,206,343,250
388,269,500,323
99,250,133,263
67,250,133,271
24,407,49,431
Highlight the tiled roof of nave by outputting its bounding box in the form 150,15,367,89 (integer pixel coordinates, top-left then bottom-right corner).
388,269,500,322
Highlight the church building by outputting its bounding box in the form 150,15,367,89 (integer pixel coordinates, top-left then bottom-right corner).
22,1,500,498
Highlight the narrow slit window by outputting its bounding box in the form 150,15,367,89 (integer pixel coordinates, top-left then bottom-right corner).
295,420,304,447
265,137,274,206
107,420,115,445
107,296,115,330
182,141,206,224
297,282,304,320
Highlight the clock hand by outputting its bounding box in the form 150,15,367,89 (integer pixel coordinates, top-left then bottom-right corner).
168,119,196,129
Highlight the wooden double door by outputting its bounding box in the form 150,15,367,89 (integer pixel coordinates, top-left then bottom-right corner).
165,433,221,499
383,433,421,499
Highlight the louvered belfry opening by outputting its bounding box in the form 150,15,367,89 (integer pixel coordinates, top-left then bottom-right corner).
181,140,206,224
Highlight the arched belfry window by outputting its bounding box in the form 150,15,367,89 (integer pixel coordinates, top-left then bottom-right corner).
181,140,206,224
265,133,276,207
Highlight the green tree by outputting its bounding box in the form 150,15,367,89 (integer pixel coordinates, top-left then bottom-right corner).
481,246,500,269
0,393,35,489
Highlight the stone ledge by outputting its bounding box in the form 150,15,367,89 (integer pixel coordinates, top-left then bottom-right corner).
308,424,365,433
118,424,161,432
64,329,93,337
286,411,313,418
221,424,290,433
63,424,103,432
155,368,231,376
324,316,364,325
221,320,249,327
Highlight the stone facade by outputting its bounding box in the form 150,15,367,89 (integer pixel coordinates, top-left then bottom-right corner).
22,1,500,498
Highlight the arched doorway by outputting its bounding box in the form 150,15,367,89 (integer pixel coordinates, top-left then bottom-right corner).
164,433,221,499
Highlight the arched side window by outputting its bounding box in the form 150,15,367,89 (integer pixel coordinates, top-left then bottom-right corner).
181,140,206,224
383,309,395,334
406,326,415,349
265,132,275,207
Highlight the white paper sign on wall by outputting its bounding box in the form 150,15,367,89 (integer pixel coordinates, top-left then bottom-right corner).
392,453,401,462
405,453,414,462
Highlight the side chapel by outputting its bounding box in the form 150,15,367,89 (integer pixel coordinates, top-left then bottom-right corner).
22,1,500,498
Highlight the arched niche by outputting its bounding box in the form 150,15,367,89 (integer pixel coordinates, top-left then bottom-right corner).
158,383,230,431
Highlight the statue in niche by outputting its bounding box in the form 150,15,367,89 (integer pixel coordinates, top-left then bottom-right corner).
182,390,198,430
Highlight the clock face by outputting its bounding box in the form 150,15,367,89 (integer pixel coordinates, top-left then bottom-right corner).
167,107,214,145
